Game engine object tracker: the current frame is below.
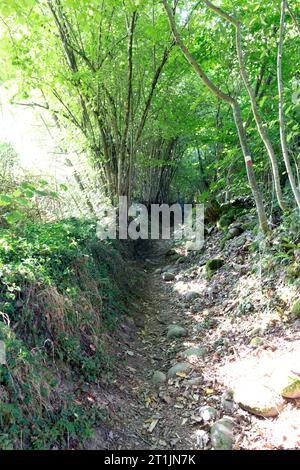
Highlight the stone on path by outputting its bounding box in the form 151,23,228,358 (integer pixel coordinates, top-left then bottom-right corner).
183,291,199,302
199,405,218,422
249,336,264,348
162,272,175,281
279,374,300,399
152,370,167,385
233,380,284,417
167,362,191,378
167,324,187,339
210,417,234,450
181,346,206,359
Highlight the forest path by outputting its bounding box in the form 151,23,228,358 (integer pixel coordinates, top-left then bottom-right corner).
106,239,215,450
87,233,300,450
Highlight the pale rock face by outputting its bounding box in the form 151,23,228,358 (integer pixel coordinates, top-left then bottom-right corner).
233,380,284,417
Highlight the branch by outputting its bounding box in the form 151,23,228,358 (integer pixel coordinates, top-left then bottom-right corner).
12,101,50,110
162,0,235,105
287,1,300,36
135,41,175,145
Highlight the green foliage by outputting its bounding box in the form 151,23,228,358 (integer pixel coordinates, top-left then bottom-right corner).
291,300,300,318
205,258,224,278
0,218,138,448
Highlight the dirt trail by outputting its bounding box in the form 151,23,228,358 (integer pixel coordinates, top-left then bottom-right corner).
87,234,300,451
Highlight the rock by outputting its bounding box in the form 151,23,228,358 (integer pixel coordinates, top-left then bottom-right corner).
205,258,224,278
291,299,300,318
181,346,206,359
249,336,264,348
210,417,233,450
165,248,176,257
167,324,187,339
221,399,235,413
199,405,218,422
286,264,300,280
175,256,186,265
162,272,175,281
167,362,191,378
183,291,199,302
228,227,241,239
152,370,167,385
280,374,300,399
185,376,203,386
233,380,284,417
154,267,162,274
294,319,300,328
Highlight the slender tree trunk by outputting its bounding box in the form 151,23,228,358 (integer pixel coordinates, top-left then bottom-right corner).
203,0,285,211
162,0,268,232
278,0,300,211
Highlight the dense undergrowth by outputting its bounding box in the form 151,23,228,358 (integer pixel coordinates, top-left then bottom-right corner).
0,218,138,449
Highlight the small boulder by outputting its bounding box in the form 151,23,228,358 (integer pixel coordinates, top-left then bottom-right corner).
228,227,241,239
249,336,264,348
294,319,300,328
183,291,199,302
211,417,234,450
280,374,300,399
221,398,235,413
199,405,218,422
291,300,300,318
205,258,224,278
162,272,175,281
167,362,191,378
152,370,167,385
167,324,187,339
181,346,206,359
234,380,284,417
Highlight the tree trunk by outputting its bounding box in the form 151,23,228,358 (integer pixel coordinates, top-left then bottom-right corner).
203,0,285,211
162,0,268,233
278,0,300,211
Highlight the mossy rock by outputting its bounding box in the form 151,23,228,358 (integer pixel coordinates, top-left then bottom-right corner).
206,258,224,278
152,370,167,386
167,324,187,339
249,336,264,348
286,264,300,281
234,380,283,417
291,299,300,318
280,376,300,399
217,212,235,231
210,418,233,450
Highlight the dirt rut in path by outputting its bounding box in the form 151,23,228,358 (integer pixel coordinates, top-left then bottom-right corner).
87,235,300,450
